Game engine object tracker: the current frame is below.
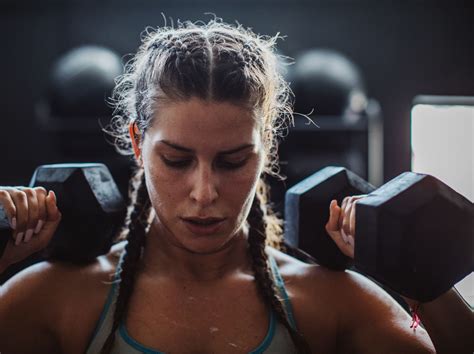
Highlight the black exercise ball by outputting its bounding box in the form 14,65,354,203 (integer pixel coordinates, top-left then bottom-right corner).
290,49,366,116
48,45,123,118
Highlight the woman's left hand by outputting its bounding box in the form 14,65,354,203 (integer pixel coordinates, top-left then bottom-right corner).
324,195,367,259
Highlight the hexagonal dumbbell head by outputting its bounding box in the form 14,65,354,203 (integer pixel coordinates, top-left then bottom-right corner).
355,172,474,302
29,163,126,263
285,166,376,270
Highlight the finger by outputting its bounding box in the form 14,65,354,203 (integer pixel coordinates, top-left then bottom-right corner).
349,198,357,238
347,235,355,250
325,201,355,259
34,191,61,247
342,196,356,237
340,228,349,244
9,189,28,244
327,201,348,246
45,191,61,223
340,196,350,235
33,187,48,235
0,189,17,229
23,189,40,243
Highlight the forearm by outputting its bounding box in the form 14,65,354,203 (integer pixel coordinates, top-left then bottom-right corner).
403,288,474,354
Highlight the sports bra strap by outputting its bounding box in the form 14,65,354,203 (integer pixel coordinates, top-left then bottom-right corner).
268,254,298,330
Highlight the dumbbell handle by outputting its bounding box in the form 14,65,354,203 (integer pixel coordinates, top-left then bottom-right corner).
0,185,56,260
0,163,126,268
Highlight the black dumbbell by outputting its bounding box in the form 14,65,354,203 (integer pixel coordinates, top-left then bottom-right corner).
285,166,474,302
0,163,126,265
285,166,376,270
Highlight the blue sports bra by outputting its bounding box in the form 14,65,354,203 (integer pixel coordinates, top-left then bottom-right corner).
86,251,298,353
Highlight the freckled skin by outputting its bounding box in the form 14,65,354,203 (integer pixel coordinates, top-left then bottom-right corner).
138,98,265,255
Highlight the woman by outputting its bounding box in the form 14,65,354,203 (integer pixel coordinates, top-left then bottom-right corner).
0,19,470,354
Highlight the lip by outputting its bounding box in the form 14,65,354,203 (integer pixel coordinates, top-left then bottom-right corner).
181,217,226,236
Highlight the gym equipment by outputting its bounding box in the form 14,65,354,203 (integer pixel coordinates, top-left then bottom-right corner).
0,163,126,264
285,166,376,270
285,166,474,302
289,49,366,116
46,45,122,119
33,46,131,200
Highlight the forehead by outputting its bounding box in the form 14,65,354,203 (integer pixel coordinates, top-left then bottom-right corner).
146,98,260,148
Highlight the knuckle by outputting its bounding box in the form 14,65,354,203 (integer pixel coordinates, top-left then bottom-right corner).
16,190,28,201
34,187,48,196
23,188,35,197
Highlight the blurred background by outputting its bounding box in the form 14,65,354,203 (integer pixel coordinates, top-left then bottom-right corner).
0,0,472,303
1,0,473,191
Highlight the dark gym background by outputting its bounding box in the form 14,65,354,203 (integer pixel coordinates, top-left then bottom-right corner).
1,0,473,195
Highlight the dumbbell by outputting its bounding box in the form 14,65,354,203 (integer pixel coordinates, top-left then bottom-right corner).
0,163,126,265
285,166,474,302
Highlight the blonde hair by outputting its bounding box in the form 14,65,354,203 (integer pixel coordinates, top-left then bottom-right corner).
100,17,310,353
105,17,294,246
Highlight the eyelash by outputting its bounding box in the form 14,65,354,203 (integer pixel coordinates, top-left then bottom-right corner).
161,156,249,170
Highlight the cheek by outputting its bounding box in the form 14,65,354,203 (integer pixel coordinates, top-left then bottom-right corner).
144,161,184,210
224,160,262,211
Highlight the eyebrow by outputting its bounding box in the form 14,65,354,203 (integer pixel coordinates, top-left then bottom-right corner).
158,140,254,155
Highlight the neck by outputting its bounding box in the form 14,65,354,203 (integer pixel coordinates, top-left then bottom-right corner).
140,216,253,283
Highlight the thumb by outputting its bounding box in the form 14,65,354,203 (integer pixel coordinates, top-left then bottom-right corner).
325,200,340,232
325,200,354,259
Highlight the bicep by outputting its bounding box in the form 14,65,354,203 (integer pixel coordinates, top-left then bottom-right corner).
0,266,61,354
338,271,435,354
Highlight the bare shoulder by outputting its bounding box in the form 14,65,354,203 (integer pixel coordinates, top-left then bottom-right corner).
265,246,342,353
265,245,341,297
266,247,434,354
266,246,409,317
0,241,126,354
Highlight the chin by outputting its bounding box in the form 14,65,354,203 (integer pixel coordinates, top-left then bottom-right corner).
177,222,242,255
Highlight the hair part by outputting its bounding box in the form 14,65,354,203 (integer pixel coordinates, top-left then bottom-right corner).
100,17,310,353
104,17,294,177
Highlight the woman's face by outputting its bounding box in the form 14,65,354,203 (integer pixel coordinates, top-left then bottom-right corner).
138,98,265,254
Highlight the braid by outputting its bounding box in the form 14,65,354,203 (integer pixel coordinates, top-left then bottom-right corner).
248,190,311,354
100,169,152,354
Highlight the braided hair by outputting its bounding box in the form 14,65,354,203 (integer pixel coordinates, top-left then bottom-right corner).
102,17,311,353
100,169,151,353
248,180,312,354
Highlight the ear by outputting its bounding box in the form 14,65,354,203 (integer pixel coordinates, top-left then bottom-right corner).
129,121,142,163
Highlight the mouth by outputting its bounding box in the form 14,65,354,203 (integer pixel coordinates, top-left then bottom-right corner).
181,217,226,235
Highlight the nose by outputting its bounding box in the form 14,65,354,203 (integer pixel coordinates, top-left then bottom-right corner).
189,164,219,206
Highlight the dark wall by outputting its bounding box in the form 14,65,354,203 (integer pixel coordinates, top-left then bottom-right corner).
1,0,473,189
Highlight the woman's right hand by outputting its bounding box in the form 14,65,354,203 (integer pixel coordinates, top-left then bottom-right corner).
0,187,61,272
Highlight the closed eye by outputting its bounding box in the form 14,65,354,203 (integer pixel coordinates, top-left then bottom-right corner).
161,156,192,168
215,156,250,170
160,155,251,170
